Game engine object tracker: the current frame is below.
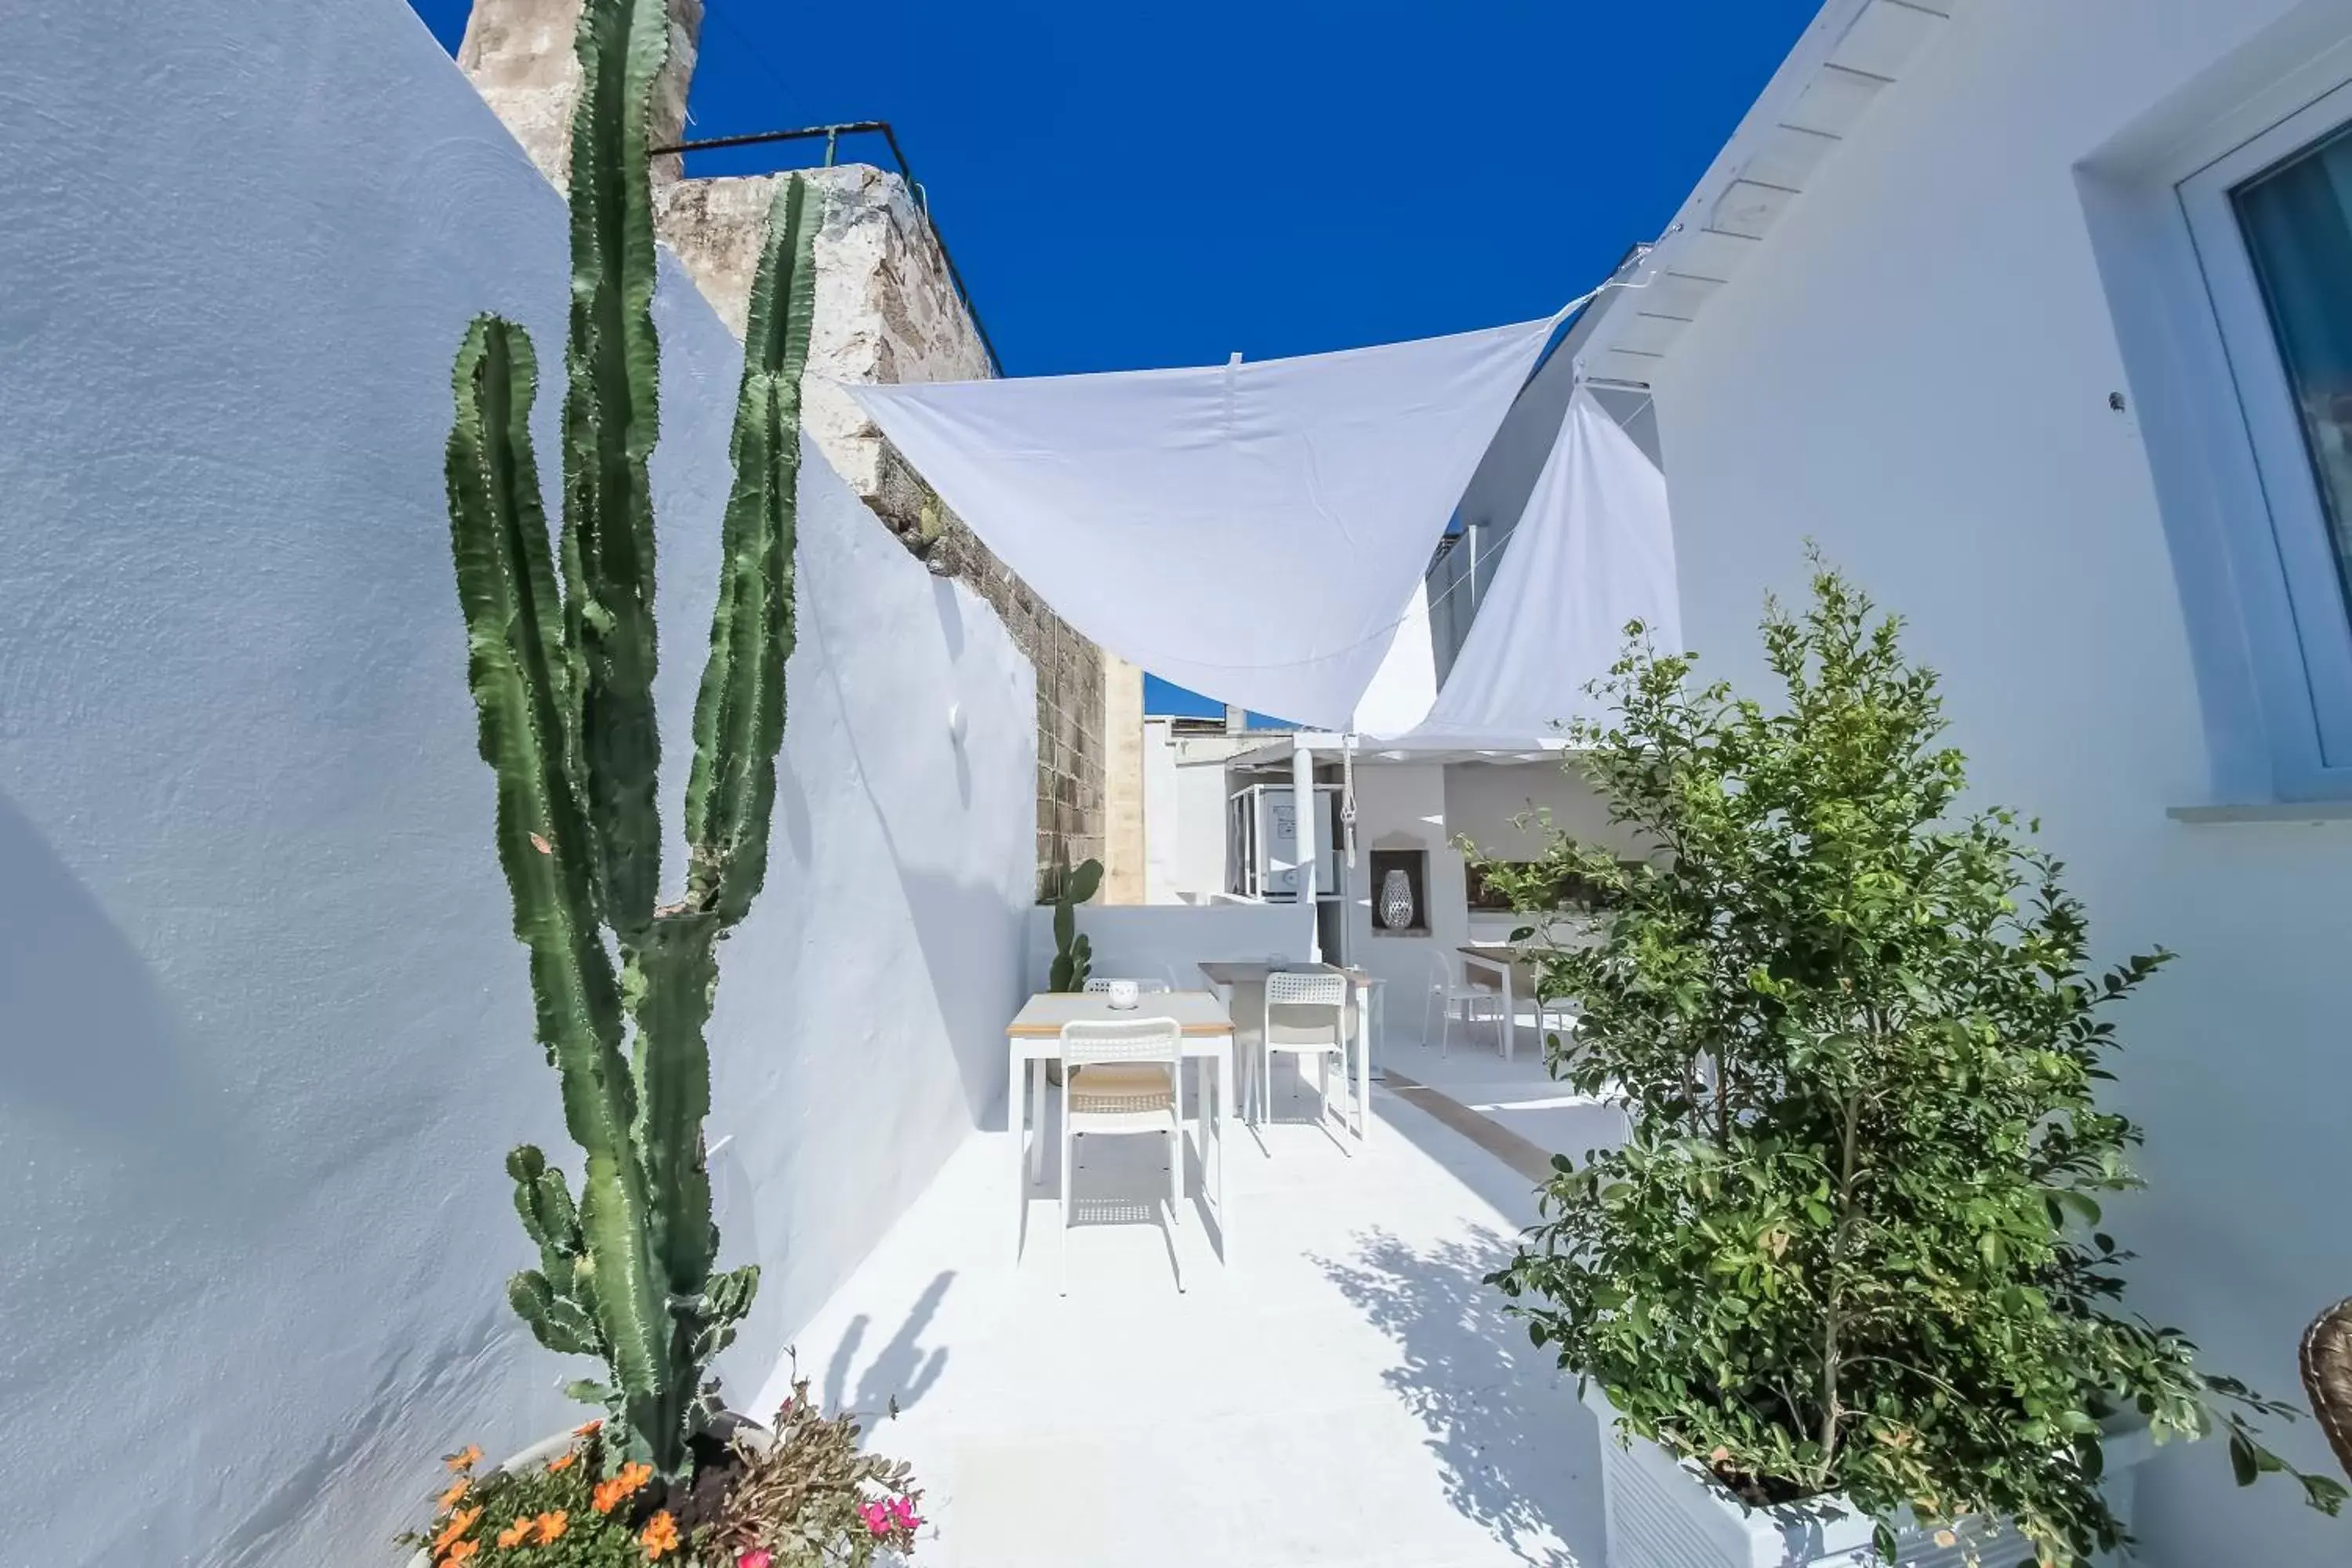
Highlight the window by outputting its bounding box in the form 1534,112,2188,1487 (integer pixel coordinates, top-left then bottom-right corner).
2182,81,2352,784
2235,125,2352,624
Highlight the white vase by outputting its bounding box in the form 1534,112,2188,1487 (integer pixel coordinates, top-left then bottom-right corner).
1378,868,1416,931
1581,1383,2151,1568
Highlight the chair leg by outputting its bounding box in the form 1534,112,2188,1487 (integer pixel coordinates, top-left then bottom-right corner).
1167,1123,1185,1292
1318,1051,1330,1123
1059,1124,1073,1297
1167,1098,1181,1228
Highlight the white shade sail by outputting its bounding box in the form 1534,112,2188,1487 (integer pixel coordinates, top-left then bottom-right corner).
843,313,1563,731
1377,387,1681,750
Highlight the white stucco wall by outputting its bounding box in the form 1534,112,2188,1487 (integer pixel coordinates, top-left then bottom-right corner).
1024,902,1304,992
1648,2,2352,1563
1339,763,1461,1036
1443,758,1632,865
0,3,1032,1563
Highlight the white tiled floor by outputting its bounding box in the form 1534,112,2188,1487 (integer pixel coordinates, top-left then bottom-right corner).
759,1041,1619,1567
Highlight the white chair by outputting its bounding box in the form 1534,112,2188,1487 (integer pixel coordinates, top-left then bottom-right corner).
1424,949,1501,1056
1258,970,1357,1138
1058,1016,1185,1295
1082,977,1173,994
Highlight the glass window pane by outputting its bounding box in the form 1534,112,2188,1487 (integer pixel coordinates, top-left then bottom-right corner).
2234,124,2352,633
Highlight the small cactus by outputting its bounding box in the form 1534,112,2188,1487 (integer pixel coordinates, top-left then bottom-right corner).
442,0,820,1476
1047,857,1102,992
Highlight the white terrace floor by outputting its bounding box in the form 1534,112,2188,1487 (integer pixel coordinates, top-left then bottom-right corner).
764,1034,1629,1568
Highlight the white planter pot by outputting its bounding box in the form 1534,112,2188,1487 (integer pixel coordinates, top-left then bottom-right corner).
1581,1384,2152,1568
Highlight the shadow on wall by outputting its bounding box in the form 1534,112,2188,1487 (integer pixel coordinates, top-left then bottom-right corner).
0,789,280,1247
819,1270,953,1421
1316,1225,1606,1568
808,575,1018,1134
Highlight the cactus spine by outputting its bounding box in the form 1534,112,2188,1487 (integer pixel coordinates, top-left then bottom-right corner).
441,0,820,1478
1047,857,1103,992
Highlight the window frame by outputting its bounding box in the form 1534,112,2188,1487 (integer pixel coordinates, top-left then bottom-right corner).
2178,77,2352,793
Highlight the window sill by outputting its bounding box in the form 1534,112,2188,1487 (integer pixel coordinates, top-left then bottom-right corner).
2166,800,2352,823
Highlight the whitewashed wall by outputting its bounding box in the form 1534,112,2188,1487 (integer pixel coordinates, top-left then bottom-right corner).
0,2,1033,1563
1024,901,1304,993
1650,2,2352,1563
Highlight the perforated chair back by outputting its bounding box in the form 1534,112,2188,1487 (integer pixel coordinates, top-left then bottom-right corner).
1266,970,1347,1009
1060,1015,1184,1067
1082,977,1174,994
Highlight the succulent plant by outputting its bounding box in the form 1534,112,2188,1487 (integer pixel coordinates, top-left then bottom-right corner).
1046,857,1102,992
441,0,819,1476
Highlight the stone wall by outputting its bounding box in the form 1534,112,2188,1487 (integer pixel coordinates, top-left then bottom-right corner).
652,167,1109,889
457,0,701,186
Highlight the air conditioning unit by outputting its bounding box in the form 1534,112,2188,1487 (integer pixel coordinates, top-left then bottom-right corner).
1226,782,1340,902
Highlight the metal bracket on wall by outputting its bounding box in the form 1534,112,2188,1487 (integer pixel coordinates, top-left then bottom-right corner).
650,121,1005,378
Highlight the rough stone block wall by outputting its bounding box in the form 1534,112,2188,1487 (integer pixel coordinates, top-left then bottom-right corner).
458,0,701,186
652,167,1105,890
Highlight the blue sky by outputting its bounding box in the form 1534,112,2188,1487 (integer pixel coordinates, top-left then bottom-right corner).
405,0,1817,717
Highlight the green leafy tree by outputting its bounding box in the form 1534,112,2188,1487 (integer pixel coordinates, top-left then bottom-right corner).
1482,562,2345,1563
441,0,819,1476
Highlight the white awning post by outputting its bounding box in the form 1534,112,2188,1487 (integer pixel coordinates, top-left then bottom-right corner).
1293,739,1319,962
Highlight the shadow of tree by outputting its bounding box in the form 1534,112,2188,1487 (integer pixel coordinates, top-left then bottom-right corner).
822,1270,953,1421
1316,1225,1606,1568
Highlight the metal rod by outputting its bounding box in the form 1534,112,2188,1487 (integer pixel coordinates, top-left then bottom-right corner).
648,122,891,158
649,122,1004,376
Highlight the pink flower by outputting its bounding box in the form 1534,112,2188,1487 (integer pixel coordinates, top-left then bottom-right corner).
859,1501,891,1536
890,1496,922,1529
737,1555,773,1568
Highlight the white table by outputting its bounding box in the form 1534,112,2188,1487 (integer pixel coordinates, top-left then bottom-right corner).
1007,990,1236,1265
1196,961,1374,1143
1457,944,1522,1062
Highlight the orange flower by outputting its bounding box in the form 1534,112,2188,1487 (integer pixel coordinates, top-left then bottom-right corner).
432,1505,483,1553
572,1419,604,1438
639,1511,681,1560
441,1541,479,1567
590,1457,655,1513
445,1445,484,1472
532,1511,569,1544
546,1450,577,1474
436,1477,470,1511
495,1520,533,1549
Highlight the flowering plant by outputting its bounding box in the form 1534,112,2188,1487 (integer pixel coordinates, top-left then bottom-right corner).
714,1372,923,1566
401,1381,923,1568
399,1424,688,1568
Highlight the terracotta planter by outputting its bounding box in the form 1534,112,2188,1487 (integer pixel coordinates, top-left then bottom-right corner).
1581,1383,2153,1568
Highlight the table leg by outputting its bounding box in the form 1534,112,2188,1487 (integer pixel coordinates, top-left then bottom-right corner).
1192,1055,1209,1207
1217,1036,1234,1269
1355,985,1372,1143
1501,968,1516,1062
1009,1040,1026,1259
1028,1057,1047,1182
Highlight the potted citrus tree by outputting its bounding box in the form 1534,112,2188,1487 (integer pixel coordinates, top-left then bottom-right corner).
1480,563,2345,1566
403,0,920,1561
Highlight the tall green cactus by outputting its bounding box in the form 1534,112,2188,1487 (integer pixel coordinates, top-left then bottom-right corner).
441,0,820,1478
